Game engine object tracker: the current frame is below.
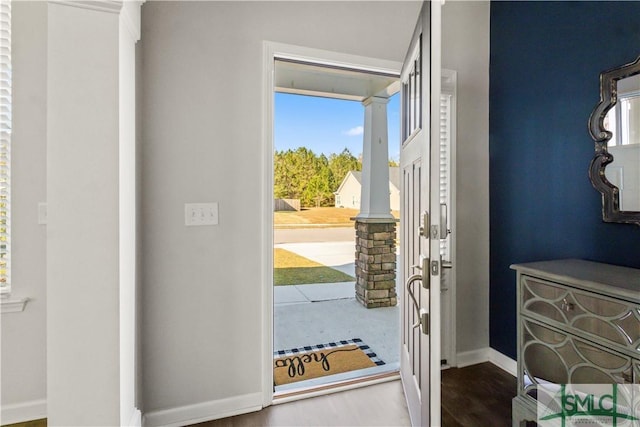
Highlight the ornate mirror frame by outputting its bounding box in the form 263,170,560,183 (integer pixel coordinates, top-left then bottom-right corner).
588,56,640,225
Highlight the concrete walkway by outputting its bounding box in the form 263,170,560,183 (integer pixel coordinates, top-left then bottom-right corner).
275,241,356,277
273,240,400,391
275,281,355,304
274,298,399,377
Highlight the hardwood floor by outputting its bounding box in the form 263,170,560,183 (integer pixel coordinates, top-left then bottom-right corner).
195,362,517,427
441,362,516,427
194,380,411,427
2,419,46,427
2,364,515,427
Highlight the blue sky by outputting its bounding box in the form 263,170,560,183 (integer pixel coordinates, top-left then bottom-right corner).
274,92,401,161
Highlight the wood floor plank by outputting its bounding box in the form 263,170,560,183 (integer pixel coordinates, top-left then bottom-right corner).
194,380,411,427
2,419,47,427
441,362,516,427
194,362,517,427
4,364,517,427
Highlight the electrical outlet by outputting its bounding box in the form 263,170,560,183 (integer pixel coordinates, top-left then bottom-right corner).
185,203,218,226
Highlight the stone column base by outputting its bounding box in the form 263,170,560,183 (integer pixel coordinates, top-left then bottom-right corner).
354,219,397,308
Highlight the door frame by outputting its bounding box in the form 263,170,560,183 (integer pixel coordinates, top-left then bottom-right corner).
428,3,443,422
261,41,402,407
440,68,457,368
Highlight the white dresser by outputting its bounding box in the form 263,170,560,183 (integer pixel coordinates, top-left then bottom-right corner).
511,259,640,426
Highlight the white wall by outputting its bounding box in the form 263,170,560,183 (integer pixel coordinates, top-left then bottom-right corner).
1,2,490,425
120,2,142,425
0,2,47,424
47,3,120,424
441,1,491,355
140,1,421,422
46,2,143,424
389,182,401,212
3,3,142,424
335,174,361,209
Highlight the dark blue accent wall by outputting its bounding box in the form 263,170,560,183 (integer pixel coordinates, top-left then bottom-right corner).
489,1,640,359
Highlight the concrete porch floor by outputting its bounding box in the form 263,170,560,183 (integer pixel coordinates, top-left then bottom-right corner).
273,241,400,392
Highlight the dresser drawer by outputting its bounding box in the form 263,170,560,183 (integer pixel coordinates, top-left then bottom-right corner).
520,275,640,356
520,318,635,401
513,260,640,427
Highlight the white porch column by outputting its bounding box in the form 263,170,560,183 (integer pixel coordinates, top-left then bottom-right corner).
46,1,142,425
356,96,394,220
354,96,397,308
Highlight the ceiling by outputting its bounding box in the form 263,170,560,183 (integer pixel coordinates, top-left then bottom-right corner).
274,59,400,102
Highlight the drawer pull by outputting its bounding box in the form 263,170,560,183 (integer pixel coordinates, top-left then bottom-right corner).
561,298,575,312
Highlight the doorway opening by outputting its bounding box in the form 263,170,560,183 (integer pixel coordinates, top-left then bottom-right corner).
271,58,402,395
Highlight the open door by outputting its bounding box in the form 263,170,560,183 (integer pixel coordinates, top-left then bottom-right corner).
399,1,442,426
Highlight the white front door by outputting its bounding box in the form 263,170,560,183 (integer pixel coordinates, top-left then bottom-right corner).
399,1,442,426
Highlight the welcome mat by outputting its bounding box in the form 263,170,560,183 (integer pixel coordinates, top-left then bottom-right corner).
273,338,385,386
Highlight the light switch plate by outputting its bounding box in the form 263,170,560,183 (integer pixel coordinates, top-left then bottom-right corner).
185,202,218,226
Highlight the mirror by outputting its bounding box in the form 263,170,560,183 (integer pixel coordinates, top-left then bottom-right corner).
589,56,640,225
603,74,640,211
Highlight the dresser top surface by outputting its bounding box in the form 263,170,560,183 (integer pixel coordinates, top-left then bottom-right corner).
511,259,640,303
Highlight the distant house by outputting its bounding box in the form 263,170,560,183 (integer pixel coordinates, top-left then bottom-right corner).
334,167,400,211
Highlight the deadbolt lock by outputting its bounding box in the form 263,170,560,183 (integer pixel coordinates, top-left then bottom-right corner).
419,211,429,237
431,260,439,275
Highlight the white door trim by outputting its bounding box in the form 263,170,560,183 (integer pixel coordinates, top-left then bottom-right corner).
440,68,457,368
261,41,401,408
429,4,443,422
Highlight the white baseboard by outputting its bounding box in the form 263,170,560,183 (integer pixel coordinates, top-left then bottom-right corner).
127,407,142,427
1,399,47,425
487,348,517,377
456,348,489,368
456,347,516,377
143,392,262,427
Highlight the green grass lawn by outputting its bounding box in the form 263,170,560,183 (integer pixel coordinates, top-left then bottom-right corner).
274,248,355,286
274,207,400,229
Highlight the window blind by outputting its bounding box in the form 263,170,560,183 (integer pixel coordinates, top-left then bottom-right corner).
0,0,11,294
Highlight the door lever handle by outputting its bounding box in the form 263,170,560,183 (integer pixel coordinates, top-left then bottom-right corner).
405,273,429,334
413,255,430,288
406,273,422,329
